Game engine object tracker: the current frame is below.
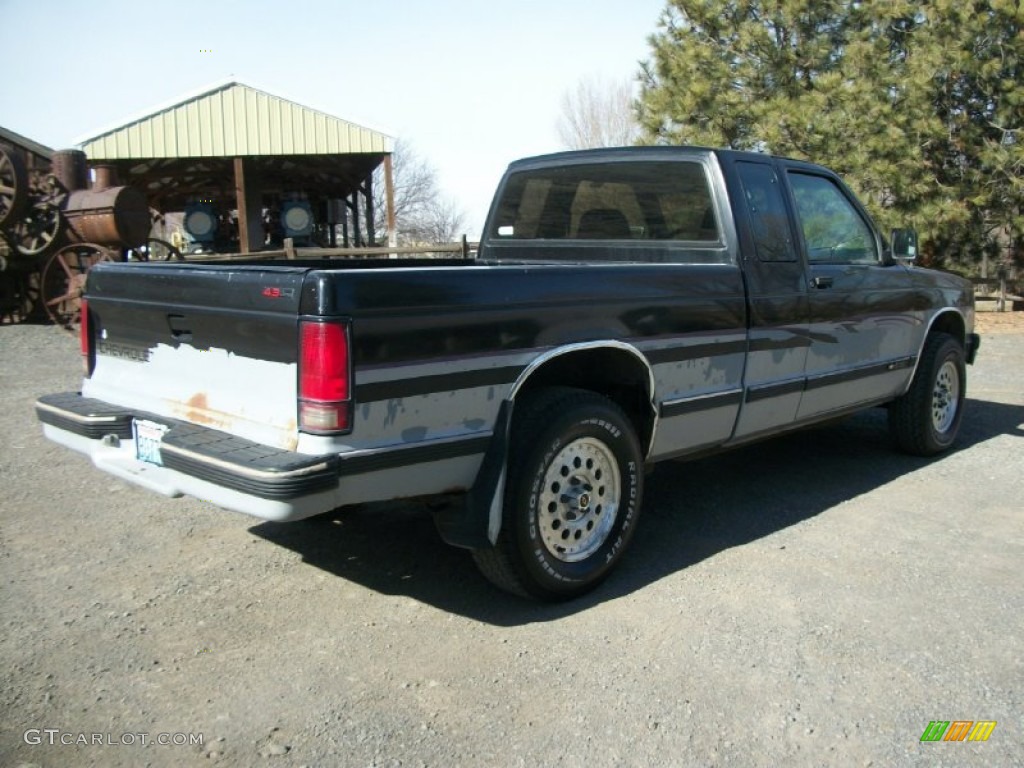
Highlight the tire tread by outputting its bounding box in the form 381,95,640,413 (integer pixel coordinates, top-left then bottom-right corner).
889,332,965,456
472,387,638,600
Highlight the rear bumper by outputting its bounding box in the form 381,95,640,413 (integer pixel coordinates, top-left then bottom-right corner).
35,392,340,522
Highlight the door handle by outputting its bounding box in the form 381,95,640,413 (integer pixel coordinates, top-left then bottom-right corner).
811,276,834,289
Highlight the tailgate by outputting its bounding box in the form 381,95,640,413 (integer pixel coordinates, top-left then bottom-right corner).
82,261,312,452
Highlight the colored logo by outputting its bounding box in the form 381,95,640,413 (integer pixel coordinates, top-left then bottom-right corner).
920,720,997,742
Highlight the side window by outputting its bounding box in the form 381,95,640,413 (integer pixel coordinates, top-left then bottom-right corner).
787,172,878,264
736,162,796,262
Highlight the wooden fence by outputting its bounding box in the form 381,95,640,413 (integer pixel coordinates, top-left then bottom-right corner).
972,276,1023,312
186,236,478,262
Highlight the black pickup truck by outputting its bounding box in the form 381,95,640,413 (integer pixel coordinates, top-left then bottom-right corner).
36,146,979,599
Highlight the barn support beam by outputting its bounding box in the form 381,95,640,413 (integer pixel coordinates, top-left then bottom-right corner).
233,157,263,254
350,192,361,248
383,153,396,247
363,173,376,246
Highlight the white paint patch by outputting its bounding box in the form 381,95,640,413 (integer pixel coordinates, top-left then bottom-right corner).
83,344,298,451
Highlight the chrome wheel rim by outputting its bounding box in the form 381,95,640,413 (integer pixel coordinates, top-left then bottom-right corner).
537,437,620,562
932,360,960,434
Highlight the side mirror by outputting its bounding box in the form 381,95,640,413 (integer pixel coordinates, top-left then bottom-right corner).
890,228,918,264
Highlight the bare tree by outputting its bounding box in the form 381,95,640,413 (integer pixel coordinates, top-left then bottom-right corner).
557,75,639,150
373,139,467,245
418,197,468,246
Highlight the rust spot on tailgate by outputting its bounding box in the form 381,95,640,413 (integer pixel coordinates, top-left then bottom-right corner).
172,392,229,430
184,393,216,426
282,420,299,451
169,394,299,451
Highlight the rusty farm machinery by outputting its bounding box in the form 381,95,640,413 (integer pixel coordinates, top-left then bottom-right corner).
0,144,181,329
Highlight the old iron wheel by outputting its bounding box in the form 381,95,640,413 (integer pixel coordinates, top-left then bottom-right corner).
889,332,966,456
40,243,113,331
472,387,644,601
0,145,29,230
10,197,66,258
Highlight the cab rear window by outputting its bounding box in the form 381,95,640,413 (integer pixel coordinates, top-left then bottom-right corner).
490,161,719,243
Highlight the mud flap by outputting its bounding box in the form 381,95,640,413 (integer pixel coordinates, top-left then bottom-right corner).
966,333,981,365
432,399,513,550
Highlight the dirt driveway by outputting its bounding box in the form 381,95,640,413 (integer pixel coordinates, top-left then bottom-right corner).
1,318,1021,768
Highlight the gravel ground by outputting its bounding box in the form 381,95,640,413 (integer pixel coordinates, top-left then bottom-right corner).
1,320,1021,768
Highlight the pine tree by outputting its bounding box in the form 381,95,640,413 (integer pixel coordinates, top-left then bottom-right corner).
638,0,1023,271
921,0,1023,270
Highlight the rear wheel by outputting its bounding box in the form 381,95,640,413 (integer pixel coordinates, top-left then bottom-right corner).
889,332,966,456
472,388,644,600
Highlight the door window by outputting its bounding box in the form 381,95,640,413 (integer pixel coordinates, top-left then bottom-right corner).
788,173,878,264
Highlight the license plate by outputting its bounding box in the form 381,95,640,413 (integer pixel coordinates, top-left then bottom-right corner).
133,419,168,466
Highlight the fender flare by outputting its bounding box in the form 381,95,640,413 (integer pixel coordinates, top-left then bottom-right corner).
899,309,972,397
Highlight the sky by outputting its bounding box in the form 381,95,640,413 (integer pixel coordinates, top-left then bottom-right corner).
0,0,668,238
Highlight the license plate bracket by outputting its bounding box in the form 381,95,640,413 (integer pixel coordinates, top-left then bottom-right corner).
133,419,169,466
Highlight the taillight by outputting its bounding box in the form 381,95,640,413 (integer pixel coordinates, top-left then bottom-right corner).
80,298,95,377
298,320,352,434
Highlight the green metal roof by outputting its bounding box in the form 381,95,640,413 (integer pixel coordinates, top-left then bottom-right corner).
77,81,393,160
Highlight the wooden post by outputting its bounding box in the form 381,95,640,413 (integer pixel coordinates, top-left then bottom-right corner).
364,174,376,246
325,199,338,248
350,191,361,247
233,157,263,254
384,153,397,248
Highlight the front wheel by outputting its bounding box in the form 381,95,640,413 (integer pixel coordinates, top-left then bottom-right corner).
472,388,644,600
889,332,966,456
